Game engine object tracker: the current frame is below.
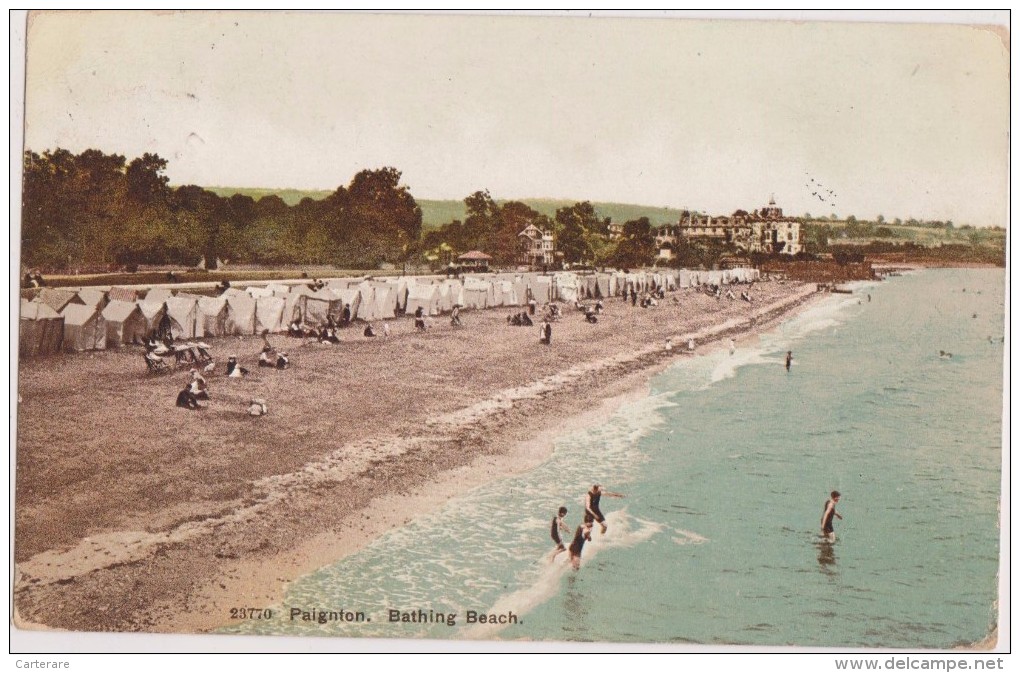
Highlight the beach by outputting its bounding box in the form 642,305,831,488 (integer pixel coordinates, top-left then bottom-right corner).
15,280,822,634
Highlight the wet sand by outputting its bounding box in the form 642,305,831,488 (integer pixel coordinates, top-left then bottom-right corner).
14,280,821,634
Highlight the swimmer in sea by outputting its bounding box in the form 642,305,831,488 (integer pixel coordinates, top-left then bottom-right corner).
821,490,842,542
584,484,625,535
568,521,594,570
785,351,793,371
550,507,570,561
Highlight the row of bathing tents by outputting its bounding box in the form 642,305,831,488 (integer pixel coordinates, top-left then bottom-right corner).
19,268,760,356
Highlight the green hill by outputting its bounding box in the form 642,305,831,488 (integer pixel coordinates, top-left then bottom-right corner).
206,186,334,204
206,187,685,229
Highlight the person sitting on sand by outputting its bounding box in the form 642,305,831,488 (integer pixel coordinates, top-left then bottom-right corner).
275,351,289,369
341,304,352,328
319,326,341,344
364,323,377,337
584,484,625,535
226,355,249,378
568,521,594,570
585,309,598,324
145,334,171,356
521,312,533,327
246,398,269,416
383,322,390,338
176,385,204,410
258,347,276,367
741,291,752,303
450,305,462,327
188,369,209,400
595,299,604,313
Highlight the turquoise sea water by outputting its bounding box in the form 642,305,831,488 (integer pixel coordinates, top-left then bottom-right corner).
223,269,1005,648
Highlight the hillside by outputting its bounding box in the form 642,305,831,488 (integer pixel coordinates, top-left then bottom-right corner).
205,187,684,229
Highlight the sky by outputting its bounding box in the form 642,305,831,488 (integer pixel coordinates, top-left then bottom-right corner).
17,10,1010,226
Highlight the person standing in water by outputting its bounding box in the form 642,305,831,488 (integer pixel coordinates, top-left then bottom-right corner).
568,521,594,570
821,490,842,541
550,507,570,561
785,351,793,371
584,484,625,535
729,338,736,355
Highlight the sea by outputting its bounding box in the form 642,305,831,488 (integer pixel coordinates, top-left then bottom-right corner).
223,268,1005,648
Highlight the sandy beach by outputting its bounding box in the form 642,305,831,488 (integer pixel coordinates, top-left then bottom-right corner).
14,280,822,634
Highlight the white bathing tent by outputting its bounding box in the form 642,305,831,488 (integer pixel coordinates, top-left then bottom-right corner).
353,283,380,322
20,300,64,357
102,300,147,347
136,300,167,334
196,296,229,337
255,296,287,334
390,277,410,312
460,277,490,310
406,282,441,316
61,303,106,351
529,276,553,303
224,293,257,335
368,282,399,320
165,296,199,339
282,287,307,326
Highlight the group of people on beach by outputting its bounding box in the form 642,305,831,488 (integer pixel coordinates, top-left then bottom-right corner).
550,484,626,569
170,329,290,417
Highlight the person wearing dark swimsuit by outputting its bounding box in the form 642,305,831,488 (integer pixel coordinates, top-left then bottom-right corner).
821,490,842,541
550,507,569,561
584,484,625,534
568,521,593,570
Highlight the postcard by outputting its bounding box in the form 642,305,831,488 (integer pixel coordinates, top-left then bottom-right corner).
11,10,1009,657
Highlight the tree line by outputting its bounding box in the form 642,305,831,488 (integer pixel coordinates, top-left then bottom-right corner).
21,149,660,273
22,149,422,272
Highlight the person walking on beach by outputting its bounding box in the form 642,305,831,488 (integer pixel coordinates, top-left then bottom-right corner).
568,521,594,570
585,484,625,535
539,319,552,345
785,351,793,371
821,490,842,541
550,507,570,561
729,338,736,355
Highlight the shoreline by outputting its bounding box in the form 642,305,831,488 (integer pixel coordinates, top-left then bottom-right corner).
15,283,823,635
